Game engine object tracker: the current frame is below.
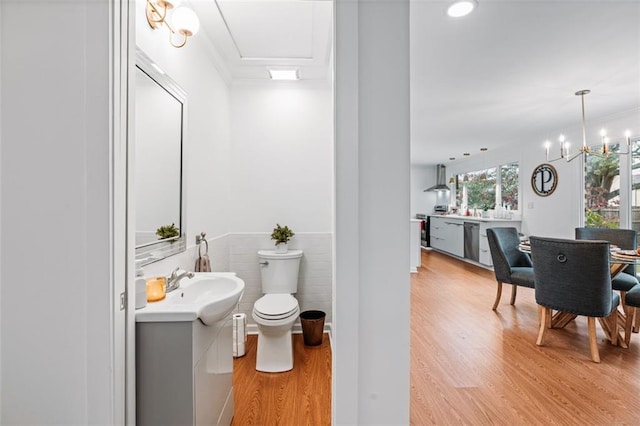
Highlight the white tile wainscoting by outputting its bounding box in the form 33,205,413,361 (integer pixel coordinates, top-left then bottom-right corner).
140,233,230,278
139,232,333,334
230,232,333,334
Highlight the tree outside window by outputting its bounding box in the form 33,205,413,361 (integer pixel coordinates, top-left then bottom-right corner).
585,146,620,228
500,162,519,210
456,163,518,213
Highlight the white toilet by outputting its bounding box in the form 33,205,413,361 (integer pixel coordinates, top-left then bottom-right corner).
252,249,303,372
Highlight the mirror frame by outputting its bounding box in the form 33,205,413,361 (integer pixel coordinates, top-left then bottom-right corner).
134,49,187,265
531,163,558,197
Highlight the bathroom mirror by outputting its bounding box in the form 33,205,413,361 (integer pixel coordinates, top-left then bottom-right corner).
134,49,186,264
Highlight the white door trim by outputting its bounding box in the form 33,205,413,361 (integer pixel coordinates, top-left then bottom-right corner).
110,0,133,423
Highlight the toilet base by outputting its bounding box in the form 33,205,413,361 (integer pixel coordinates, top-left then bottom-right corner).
255,329,294,373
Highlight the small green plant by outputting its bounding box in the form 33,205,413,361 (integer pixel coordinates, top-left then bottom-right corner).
585,210,619,229
156,223,180,240
270,224,295,245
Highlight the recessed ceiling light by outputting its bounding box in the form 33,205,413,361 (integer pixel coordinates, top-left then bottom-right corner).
447,0,478,18
480,147,488,151
268,68,299,81
463,152,470,156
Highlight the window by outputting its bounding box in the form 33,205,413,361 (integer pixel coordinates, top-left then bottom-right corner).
630,140,640,233
500,162,519,210
583,136,640,230
455,162,519,212
585,145,621,228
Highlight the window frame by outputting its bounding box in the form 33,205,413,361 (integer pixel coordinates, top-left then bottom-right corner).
455,161,520,212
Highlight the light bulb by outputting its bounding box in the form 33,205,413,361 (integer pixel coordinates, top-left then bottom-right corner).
172,6,199,36
447,0,478,18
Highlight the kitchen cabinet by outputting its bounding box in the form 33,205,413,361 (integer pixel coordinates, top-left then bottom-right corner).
430,215,521,267
478,221,522,266
411,219,422,273
429,216,464,258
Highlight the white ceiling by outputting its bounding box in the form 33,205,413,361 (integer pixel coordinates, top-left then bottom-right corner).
190,0,333,81
410,0,640,166
189,0,640,166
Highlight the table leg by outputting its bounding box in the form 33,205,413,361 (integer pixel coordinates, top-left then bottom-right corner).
551,311,577,328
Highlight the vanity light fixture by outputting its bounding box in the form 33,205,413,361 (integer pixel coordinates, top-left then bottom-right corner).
268,68,300,81
447,0,478,18
146,0,200,48
544,90,633,163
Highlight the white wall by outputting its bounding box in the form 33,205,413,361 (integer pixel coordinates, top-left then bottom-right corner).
225,81,334,328
447,107,640,239
135,0,233,273
334,0,411,423
1,1,116,423
411,164,437,216
229,82,334,233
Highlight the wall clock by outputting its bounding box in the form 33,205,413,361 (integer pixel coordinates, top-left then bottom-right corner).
531,163,558,197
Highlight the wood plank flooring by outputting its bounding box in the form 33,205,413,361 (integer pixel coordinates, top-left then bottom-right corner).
411,250,640,424
232,250,640,424
232,333,332,426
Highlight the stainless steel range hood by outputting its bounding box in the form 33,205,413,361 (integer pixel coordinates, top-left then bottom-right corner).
424,164,450,192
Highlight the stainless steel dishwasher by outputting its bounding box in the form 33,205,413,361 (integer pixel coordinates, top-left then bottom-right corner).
464,222,479,262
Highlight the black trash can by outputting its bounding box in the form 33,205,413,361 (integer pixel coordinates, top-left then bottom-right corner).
299,310,326,346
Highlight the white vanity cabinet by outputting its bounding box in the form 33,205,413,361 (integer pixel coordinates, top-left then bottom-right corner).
430,216,464,258
136,317,234,426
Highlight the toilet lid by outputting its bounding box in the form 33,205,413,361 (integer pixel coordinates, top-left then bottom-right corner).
254,294,298,318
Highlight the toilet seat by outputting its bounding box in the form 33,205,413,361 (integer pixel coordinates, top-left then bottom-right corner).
253,294,299,321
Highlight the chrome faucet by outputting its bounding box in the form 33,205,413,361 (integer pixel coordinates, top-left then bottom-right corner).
166,267,195,293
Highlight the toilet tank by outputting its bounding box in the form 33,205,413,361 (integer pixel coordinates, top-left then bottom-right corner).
258,250,303,293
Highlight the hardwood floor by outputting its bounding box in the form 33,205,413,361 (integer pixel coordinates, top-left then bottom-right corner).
232,333,332,426
232,251,640,424
411,250,640,424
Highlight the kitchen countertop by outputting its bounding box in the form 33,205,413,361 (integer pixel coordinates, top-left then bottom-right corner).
429,214,521,222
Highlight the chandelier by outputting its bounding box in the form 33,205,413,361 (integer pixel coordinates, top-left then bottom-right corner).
545,90,632,163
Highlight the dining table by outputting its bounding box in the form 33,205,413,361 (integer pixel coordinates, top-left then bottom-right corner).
519,241,640,348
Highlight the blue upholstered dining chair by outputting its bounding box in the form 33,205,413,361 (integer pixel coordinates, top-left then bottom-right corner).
486,227,535,311
575,227,639,300
530,236,619,363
